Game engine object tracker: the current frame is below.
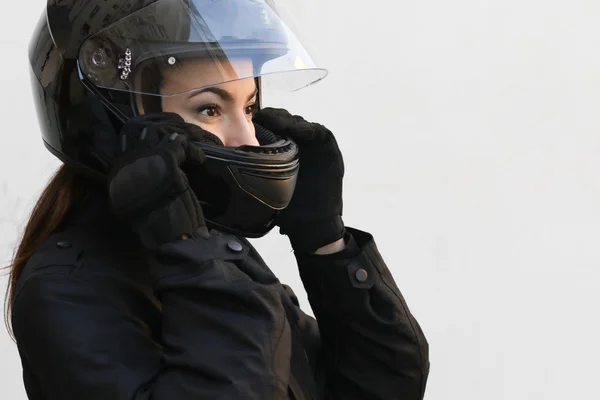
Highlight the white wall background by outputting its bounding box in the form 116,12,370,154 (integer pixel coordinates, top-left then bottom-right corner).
1,0,599,399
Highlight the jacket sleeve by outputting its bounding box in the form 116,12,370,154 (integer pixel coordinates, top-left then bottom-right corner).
12,233,292,400
294,227,430,400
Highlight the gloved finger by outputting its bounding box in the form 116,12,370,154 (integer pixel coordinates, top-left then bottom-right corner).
183,141,207,165
169,121,223,144
120,113,185,145
153,132,186,167
152,121,210,143
160,121,225,146
309,123,337,142
120,125,161,154
120,113,178,138
160,132,205,168
252,107,297,134
139,125,162,145
155,124,188,140
253,107,318,142
134,112,185,124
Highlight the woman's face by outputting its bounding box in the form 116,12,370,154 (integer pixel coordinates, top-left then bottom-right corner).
160,58,260,147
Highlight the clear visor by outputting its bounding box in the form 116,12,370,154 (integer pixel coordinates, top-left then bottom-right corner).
77,0,327,96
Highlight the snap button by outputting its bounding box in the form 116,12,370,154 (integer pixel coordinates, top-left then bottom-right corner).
355,268,368,282
56,241,72,249
227,240,243,252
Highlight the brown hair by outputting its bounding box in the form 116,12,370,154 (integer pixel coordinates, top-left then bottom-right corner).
3,163,89,339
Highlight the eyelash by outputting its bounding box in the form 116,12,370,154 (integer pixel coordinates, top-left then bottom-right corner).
196,103,259,117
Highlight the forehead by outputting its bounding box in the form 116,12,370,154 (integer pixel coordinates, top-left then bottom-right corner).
160,57,255,94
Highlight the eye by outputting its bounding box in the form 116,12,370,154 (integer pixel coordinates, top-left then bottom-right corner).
196,104,221,117
245,103,259,116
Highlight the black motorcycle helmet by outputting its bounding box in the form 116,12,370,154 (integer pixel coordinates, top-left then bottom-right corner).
29,0,328,237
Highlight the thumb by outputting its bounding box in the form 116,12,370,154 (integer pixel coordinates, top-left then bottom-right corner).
252,107,296,134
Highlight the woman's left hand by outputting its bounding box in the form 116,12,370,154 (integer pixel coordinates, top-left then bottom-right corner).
253,107,345,253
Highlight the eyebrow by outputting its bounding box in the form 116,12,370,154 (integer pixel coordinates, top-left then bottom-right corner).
189,86,258,102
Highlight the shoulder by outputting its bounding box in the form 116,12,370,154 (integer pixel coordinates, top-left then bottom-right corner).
11,224,158,345
16,226,96,290
14,222,149,311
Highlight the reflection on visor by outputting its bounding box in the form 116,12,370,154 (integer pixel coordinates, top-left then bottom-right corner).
77,0,327,96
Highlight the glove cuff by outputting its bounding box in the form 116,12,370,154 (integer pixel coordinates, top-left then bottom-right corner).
282,215,346,254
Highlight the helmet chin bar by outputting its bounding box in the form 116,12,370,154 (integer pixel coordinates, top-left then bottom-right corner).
183,147,299,238
184,134,299,237
228,162,298,209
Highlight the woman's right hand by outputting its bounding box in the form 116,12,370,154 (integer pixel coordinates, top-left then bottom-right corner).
107,112,208,249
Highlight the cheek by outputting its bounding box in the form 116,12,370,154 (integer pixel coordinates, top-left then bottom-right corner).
214,115,257,146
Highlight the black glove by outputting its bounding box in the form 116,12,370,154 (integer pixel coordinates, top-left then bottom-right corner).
253,108,345,253
107,112,208,249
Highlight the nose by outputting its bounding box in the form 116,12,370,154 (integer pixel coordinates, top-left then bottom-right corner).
223,112,259,147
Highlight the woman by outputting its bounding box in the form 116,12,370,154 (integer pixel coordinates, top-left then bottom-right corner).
6,0,430,399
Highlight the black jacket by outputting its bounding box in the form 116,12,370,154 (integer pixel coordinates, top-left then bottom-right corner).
12,194,429,400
